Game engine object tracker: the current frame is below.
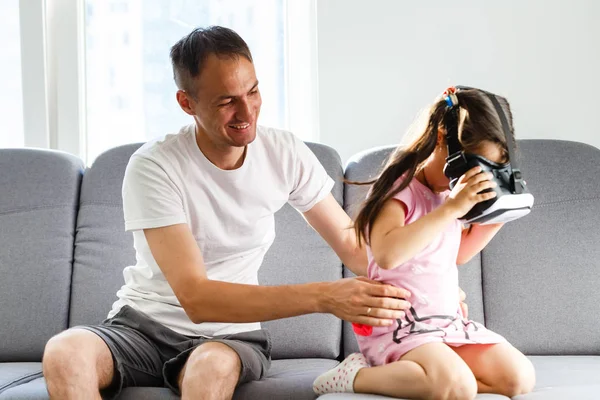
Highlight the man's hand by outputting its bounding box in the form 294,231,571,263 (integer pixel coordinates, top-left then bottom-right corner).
459,287,469,318
319,277,411,326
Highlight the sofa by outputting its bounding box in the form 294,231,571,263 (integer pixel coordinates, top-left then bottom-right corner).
1,138,599,400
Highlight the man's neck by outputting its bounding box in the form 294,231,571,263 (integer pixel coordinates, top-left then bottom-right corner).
194,127,246,171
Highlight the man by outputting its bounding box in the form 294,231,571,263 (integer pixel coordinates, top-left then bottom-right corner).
41,26,415,400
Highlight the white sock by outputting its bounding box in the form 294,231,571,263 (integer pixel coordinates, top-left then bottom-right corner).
313,352,370,395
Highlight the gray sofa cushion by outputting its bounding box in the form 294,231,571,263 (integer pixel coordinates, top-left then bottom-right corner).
0,377,182,400
0,149,83,361
68,144,140,328
260,143,345,359
233,359,338,400
0,377,47,400
341,146,485,356
0,359,339,400
68,141,344,360
319,394,508,399
513,387,600,400
0,363,42,395
482,140,600,355
5,357,599,400
529,355,600,389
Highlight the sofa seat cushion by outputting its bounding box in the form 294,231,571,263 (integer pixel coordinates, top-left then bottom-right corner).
0,363,42,395
0,359,338,399
319,393,509,399
514,385,600,400
527,355,600,389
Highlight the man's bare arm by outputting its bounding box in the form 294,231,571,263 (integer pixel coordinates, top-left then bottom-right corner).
302,194,368,276
301,194,470,318
143,223,409,326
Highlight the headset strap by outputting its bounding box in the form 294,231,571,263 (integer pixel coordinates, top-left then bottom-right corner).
485,93,523,193
444,105,466,173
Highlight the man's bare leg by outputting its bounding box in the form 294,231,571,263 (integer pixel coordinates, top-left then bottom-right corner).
43,329,114,400
178,342,241,400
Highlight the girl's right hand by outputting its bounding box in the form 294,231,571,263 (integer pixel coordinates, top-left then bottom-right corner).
445,166,497,218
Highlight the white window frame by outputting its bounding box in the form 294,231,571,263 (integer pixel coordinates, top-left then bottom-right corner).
19,0,51,149
18,0,318,163
285,0,320,143
48,0,87,158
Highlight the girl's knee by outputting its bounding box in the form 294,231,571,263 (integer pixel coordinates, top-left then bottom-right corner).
499,359,536,396
430,369,477,400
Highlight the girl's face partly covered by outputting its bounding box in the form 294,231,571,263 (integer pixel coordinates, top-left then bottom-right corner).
419,139,505,193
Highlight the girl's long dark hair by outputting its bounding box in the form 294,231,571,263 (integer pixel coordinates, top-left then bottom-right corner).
351,89,515,246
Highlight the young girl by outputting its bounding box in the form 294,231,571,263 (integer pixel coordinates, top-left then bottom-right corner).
314,87,535,399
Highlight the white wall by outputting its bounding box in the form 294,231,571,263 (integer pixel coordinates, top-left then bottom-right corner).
317,0,600,164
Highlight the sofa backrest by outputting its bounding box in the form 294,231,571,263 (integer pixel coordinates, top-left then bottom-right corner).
341,146,485,356
6,138,598,362
68,144,140,328
68,141,344,360
482,140,600,355
260,143,345,359
0,149,83,361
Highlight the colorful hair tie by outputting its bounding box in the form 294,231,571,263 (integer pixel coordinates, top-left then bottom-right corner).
443,87,459,107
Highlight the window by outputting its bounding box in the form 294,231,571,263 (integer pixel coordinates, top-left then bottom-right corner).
0,0,24,148
84,0,286,163
3,0,318,164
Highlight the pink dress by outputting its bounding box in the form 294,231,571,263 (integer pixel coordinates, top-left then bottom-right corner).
355,177,505,366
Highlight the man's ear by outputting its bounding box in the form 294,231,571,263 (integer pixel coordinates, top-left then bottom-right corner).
176,90,196,116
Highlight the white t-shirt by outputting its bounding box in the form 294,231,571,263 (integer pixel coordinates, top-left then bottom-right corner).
108,124,334,337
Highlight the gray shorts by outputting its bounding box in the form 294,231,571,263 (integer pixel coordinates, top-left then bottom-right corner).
77,305,271,399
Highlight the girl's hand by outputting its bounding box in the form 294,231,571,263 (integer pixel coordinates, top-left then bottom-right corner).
445,166,497,218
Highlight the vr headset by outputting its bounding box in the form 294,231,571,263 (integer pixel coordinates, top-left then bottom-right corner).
442,86,534,225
